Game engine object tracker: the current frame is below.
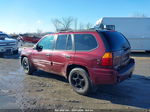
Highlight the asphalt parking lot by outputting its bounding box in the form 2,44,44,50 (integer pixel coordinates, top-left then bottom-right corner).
0,45,150,110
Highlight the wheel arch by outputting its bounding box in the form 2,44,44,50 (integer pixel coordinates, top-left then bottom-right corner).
66,64,90,79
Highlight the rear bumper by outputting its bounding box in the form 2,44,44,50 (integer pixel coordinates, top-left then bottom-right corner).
89,58,135,85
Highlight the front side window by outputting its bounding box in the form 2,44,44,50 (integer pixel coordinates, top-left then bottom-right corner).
74,34,98,51
37,35,54,50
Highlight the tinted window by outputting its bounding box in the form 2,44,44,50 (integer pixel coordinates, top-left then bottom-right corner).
99,31,130,51
37,35,54,50
55,35,67,50
74,34,98,51
66,35,73,50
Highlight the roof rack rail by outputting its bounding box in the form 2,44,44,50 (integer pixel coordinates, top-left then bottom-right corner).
57,29,74,33
57,28,99,33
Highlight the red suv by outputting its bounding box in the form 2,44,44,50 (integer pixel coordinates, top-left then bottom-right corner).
21,30,135,95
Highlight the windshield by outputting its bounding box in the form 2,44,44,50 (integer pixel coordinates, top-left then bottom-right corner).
99,31,130,51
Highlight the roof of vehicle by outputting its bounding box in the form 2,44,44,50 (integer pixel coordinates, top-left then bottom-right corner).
54,29,115,34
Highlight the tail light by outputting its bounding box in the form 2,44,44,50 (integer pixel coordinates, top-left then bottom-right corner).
101,52,113,66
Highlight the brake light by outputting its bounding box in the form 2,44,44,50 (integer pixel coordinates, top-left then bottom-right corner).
101,52,113,66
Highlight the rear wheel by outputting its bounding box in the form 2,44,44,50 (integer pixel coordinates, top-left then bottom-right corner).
69,68,92,95
22,57,36,75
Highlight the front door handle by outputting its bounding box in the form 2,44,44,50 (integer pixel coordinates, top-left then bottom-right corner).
46,54,51,56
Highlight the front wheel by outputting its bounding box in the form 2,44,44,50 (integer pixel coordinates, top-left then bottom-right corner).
69,68,92,95
22,57,35,75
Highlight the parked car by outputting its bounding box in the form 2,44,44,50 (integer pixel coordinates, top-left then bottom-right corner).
21,29,135,95
0,32,18,55
20,34,41,43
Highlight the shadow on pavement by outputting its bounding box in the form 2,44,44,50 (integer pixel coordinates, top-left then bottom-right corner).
32,70,68,83
31,70,150,109
89,74,150,109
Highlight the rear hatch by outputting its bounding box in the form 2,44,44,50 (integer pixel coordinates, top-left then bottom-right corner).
98,31,131,70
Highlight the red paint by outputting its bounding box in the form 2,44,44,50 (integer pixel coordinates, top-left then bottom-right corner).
21,36,41,43
21,30,135,85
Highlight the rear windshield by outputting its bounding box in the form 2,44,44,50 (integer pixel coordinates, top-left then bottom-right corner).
99,31,130,51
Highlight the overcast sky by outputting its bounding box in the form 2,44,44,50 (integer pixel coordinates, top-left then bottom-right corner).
0,0,149,33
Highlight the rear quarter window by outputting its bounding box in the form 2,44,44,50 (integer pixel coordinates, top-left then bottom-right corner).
74,34,98,51
99,31,130,51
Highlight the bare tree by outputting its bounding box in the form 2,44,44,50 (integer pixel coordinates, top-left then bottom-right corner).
51,19,61,31
132,12,147,17
52,17,94,31
85,23,93,29
36,29,42,34
51,17,74,31
61,17,74,30
74,18,78,30
79,23,84,30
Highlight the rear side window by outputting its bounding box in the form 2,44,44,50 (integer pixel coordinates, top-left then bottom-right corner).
55,34,73,50
74,34,98,51
55,35,67,50
99,31,130,51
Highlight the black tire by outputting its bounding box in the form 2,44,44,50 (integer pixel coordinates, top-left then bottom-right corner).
69,68,92,95
22,57,35,75
13,50,18,54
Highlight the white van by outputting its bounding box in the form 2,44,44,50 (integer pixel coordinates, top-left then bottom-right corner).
0,32,18,55
95,17,150,51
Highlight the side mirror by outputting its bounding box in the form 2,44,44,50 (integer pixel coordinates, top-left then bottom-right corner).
33,44,36,49
36,45,43,51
